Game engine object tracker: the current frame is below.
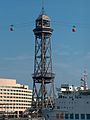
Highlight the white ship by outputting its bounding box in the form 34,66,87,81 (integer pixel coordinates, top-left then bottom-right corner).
42,71,90,120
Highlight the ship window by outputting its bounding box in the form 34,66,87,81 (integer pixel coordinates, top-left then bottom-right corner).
86,114,90,119
75,114,79,119
57,106,60,109
47,114,49,118
56,113,59,119
81,114,85,119
65,114,69,119
87,101,89,104
70,113,74,119
58,95,62,98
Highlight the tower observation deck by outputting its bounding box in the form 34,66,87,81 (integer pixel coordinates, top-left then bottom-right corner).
32,9,55,111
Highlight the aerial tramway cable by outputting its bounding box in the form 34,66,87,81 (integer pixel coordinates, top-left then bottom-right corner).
0,20,89,32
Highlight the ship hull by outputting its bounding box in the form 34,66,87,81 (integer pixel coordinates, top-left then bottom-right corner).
42,108,90,120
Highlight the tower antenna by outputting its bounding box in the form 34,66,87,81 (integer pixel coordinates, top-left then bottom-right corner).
41,0,45,14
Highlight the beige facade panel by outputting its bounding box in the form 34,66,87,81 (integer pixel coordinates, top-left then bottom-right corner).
0,78,16,86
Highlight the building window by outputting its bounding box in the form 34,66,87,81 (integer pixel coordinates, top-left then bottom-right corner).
65,114,69,119
86,114,90,119
75,114,79,119
70,113,74,119
81,114,85,119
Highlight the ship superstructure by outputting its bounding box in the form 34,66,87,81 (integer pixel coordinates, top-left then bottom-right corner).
42,71,90,120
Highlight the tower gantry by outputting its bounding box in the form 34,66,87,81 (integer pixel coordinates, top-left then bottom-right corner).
32,9,55,111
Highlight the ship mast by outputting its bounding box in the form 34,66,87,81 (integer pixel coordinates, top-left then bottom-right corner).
81,70,88,90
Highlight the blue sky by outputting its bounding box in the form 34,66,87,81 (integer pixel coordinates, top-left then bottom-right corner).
0,0,90,88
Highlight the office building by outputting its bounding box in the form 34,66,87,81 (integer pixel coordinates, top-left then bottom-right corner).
0,78,32,118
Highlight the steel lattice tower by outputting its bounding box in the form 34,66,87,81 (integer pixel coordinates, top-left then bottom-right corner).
32,9,55,110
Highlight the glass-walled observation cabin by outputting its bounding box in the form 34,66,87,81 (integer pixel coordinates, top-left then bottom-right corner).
36,15,51,29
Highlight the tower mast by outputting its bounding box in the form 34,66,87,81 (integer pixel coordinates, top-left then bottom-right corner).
32,8,55,111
